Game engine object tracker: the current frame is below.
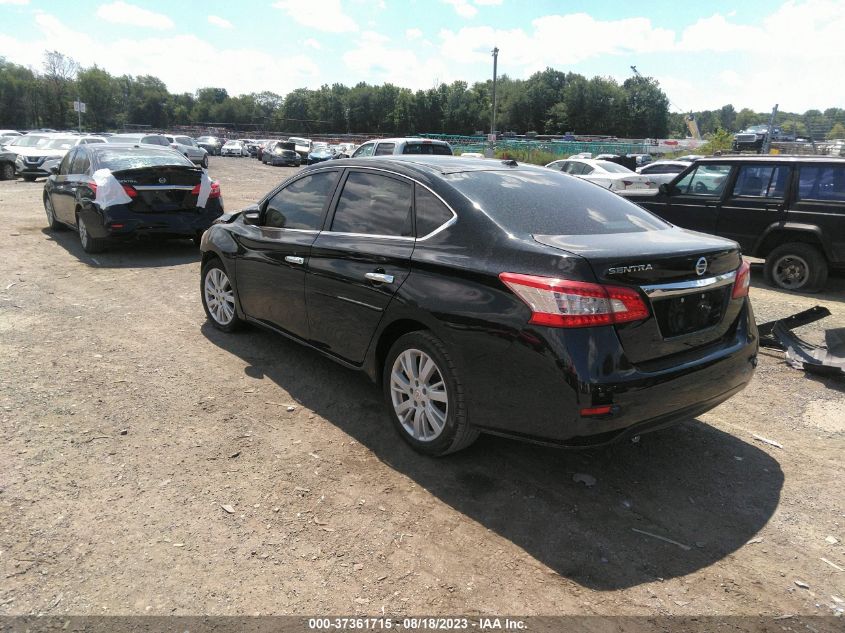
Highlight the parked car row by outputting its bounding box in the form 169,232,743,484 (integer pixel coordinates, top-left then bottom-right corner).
198,155,758,456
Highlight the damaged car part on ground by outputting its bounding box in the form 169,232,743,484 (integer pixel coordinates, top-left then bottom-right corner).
758,306,845,377
199,156,758,456
43,143,224,253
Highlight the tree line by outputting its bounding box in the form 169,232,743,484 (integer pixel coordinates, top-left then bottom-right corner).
2,51,843,140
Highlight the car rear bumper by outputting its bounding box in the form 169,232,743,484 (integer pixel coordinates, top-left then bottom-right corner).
464,301,758,446
79,202,224,240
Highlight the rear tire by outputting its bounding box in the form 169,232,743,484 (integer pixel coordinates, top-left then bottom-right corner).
44,195,62,230
764,242,828,292
201,258,242,332
77,214,105,253
383,331,479,456
201,155,209,169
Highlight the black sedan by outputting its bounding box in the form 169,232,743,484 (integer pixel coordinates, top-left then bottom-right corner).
199,156,757,456
262,141,301,167
43,144,224,253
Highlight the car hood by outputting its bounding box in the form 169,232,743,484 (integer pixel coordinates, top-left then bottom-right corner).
13,146,71,158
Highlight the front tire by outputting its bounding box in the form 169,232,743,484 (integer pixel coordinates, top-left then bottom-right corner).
764,242,828,292
201,258,242,332
0,162,14,180
201,155,209,169
383,331,479,456
22,175,37,182
77,214,105,253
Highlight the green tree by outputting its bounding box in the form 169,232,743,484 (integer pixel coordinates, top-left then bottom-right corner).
77,66,119,130
826,122,845,140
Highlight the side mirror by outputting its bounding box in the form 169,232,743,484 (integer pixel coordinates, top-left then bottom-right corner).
241,205,261,225
50,166,59,175
658,183,672,195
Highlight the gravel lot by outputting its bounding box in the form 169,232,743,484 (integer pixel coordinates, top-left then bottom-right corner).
1,156,843,619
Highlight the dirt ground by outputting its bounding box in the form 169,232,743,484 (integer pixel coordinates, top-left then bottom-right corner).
0,157,843,620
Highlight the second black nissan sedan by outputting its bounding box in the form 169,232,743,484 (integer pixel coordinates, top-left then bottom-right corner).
200,157,758,456
43,144,223,253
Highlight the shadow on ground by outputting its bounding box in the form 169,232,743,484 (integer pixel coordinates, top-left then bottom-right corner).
43,227,201,268
202,322,784,591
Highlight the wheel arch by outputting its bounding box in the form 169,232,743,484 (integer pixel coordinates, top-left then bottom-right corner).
753,223,830,260
366,318,432,382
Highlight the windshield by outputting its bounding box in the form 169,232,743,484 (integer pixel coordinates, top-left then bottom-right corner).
223,141,239,146
95,149,195,171
289,137,310,145
45,138,77,150
446,169,669,236
105,136,142,143
11,135,49,147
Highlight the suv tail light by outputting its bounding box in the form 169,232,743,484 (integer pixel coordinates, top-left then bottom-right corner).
191,180,221,199
732,260,751,299
499,273,649,328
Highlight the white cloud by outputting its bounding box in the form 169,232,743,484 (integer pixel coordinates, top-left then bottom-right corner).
0,0,30,5
474,0,503,5
0,12,320,98
443,0,477,18
95,1,174,30
272,0,357,33
304,38,321,49
207,15,233,29
405,28,423,40
343,31,449,90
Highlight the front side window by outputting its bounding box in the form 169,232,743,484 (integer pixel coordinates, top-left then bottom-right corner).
797,165,845,201
673,164,732,196
731,165,790,198
352,143,375,158
331,171,413,237
263,171,340,230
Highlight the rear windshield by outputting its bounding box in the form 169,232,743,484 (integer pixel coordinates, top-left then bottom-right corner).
403,143,452,155
595,161,631,174
446,169,670,235
105,136,143,143
94,149,195,171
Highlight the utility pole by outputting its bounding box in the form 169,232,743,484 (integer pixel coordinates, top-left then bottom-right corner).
761,103,779,154
490,47,499,136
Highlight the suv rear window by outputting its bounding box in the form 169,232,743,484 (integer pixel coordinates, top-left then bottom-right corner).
447,169,669,235
402,143,452,155
797,165,845,201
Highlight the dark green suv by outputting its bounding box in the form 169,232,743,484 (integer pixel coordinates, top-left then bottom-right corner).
625,156,845,292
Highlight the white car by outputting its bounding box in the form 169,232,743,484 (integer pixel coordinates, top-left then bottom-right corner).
221,140,248,157
636,160,692,185
545,158,657,193
12,134,106,181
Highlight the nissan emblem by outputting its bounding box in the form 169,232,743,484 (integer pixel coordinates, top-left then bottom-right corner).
695,256,708,276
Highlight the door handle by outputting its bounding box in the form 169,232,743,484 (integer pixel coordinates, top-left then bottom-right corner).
365,272,394,284
284,256,304,265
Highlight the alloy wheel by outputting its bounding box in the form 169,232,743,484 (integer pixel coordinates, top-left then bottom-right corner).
772,254,809,290
389,348,449,442
204,267,236,325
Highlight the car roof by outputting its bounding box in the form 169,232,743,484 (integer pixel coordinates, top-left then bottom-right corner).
309,155,550,178
696,155,845,163
362,137,450,145
84,143,182,153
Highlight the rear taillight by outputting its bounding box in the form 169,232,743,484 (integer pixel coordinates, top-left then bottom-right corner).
190,180,221,199
621,180,633,188
732,260,751,299
499,273,649,328
122,184,137,198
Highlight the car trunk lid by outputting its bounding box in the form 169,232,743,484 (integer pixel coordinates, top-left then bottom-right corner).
112,165,203,213
534,228,744,363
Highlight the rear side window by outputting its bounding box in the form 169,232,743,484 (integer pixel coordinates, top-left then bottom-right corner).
374,143,395,156
402,143,452,155
70,150,90,174
331,171,413,237
263,171,340,230
797,165,845,201
673,164,732,195
446,169,669,236
58,150,74,176
415,186,453,237
731,165,790,198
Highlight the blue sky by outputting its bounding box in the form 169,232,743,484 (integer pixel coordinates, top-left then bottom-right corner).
1,0,844,112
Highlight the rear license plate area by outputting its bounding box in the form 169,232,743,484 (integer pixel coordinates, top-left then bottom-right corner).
653,287,729,338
